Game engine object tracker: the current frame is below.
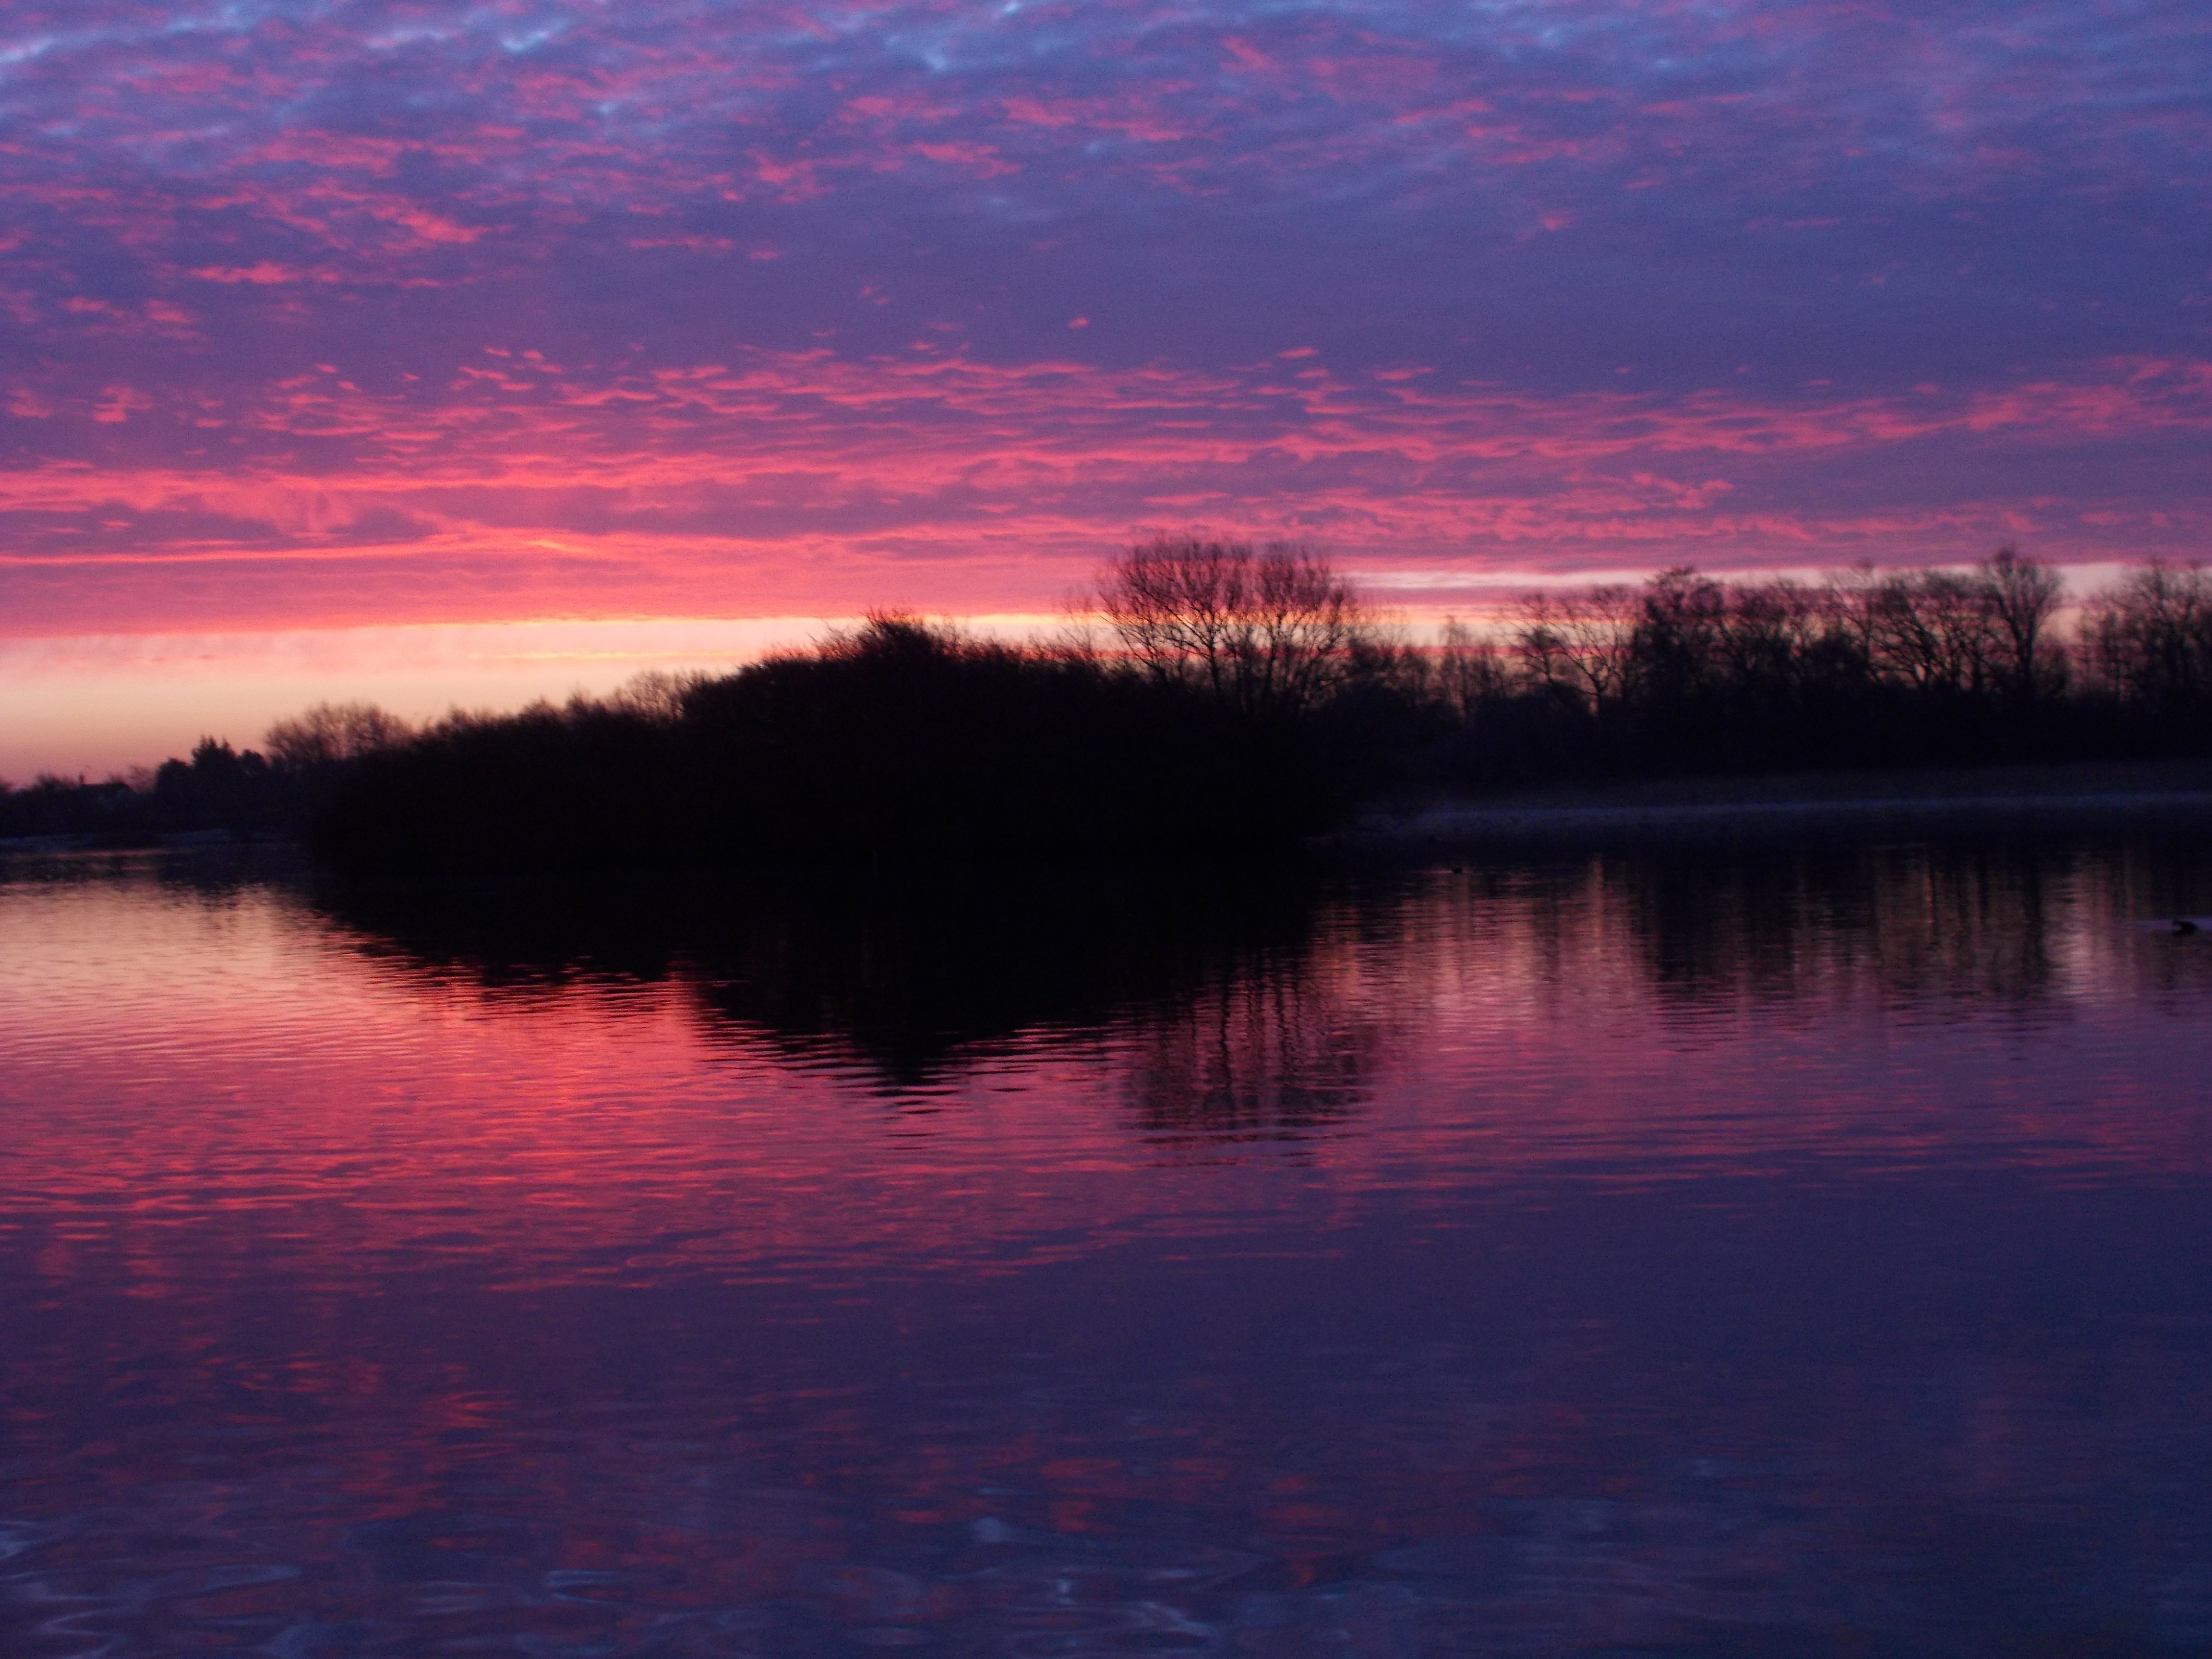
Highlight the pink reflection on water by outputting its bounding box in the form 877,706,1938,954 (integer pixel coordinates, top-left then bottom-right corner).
4,845,2212,1651
1,849,2208,1301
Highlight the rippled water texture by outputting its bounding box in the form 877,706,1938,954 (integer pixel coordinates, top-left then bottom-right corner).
4,838,2212,1657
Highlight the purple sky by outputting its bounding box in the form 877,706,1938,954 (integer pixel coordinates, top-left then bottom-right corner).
1,0,2208,646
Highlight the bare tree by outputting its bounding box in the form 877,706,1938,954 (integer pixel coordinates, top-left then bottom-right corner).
1982,546,2067,700
1715,577,1832,688
1634,567,1729,697
1102,538,1241,696
2082,561,2212,710
1512,584,1639,711
608,669,707,722
1434,617,1512,718
1097,536,1366,714
1866,568,2001,695
1827,562,1885,665
264,701,412,769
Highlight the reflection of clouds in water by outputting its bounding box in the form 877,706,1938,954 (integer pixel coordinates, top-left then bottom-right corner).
8,839,2212,1654
13,1349,2212,1655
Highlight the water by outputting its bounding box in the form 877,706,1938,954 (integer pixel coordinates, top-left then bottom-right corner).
3,837,2211,1657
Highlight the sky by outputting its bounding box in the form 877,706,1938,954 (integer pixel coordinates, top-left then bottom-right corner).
1,0,2209,774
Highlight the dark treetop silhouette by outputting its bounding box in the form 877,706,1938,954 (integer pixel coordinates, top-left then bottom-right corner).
297,540,1376,875
8,541,2209,867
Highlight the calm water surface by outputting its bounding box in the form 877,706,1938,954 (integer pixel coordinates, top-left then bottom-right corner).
3,838,2212,1656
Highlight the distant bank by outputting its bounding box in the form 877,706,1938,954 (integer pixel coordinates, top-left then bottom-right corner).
18,761,2212,869
1335,760,2212,853
9,542,2212,875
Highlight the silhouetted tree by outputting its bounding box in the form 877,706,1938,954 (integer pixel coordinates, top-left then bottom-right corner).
1515,582,1639,713
264,702,413,770
311,615,1351,875
1985,546,2068,702
1867,567,2000,697
1098,536,1366,716
2082,561,2212,719
1431,618,1514,719
274,541,2211,877
1424,546,2203,786
148,737,285,832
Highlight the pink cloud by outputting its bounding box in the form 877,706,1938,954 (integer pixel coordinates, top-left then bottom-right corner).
0,348,2202,635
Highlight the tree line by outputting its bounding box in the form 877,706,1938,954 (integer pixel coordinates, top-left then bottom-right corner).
0,702,418,843
1387,551,2211,786
5,539,2208,864
307,605,1348,875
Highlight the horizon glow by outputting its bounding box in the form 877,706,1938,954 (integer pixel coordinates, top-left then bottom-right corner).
2,0,2208,769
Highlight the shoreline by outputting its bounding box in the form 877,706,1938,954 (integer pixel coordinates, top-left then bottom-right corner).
12,761,2212,868
0,827,268,858
1335,760,2212,850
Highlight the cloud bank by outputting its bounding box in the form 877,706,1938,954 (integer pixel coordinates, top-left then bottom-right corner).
1,0,2207,632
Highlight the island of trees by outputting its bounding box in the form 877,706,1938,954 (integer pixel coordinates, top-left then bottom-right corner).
5,540,2210,871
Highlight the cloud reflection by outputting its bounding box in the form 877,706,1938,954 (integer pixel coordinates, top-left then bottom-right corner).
7,839,2212,1652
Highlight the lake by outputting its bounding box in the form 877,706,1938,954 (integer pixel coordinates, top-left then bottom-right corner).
3,835,2211,1656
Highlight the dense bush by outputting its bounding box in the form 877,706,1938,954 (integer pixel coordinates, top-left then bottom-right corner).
307,616,1347,875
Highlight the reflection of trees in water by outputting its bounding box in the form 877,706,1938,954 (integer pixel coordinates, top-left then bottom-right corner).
1119,951,1394,1147
0,844,276,906
312,869,1399,1134
1573,832,2212,1018
2089,839,2212,998
308,833,2212,1135
673,874,1343,1097
1617,843,2067,1011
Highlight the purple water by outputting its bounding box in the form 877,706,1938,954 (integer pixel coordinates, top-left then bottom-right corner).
3,838,2211,1655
